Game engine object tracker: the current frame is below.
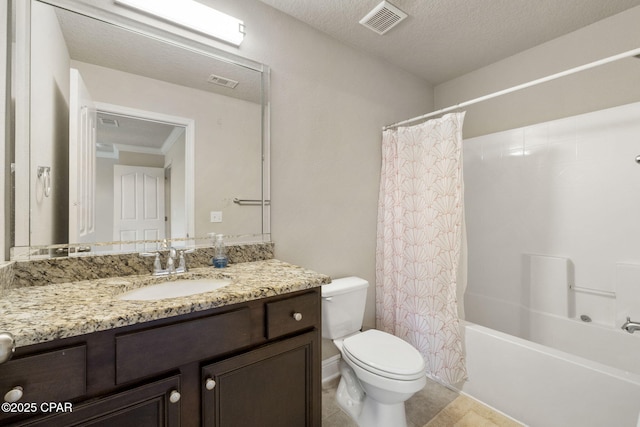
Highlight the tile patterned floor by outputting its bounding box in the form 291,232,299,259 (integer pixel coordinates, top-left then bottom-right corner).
322,376,524,427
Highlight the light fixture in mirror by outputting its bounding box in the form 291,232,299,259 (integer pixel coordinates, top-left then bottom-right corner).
10,0,269,259
114,0,245,46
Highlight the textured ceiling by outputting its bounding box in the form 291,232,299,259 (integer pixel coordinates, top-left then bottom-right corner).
258,0,640,85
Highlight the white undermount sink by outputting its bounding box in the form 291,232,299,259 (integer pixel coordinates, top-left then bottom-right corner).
118,278,232,301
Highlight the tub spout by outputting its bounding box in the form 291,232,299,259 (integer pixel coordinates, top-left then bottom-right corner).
621,317,640,334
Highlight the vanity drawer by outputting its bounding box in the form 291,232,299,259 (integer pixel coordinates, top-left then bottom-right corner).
115,308,251,384
265,291,319,339
0,345,86,405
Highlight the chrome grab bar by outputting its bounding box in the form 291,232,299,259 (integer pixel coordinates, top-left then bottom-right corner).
233,198,270,206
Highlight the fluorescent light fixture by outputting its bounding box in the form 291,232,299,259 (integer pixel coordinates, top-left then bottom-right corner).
115,0,245,46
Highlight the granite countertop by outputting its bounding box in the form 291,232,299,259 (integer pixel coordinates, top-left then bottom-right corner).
0,259,331,348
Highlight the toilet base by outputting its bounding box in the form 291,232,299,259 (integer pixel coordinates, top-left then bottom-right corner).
335,363,411,427
336,376,409,427
358,398,408,427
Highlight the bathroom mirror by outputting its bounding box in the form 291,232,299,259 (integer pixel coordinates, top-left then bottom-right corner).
10,0,270,259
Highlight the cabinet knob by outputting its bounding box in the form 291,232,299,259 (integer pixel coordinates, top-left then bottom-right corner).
205,378,216,391
292,312,303,321
169,390,181,404
4,386,23,403
0,332,15,364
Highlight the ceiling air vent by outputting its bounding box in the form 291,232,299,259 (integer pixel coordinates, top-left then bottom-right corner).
359,1,407,35
207,73,239,89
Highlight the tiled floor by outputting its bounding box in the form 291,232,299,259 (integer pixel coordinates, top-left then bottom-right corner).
322,376,524,427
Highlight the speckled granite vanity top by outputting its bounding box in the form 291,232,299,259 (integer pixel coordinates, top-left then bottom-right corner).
0,259,330,348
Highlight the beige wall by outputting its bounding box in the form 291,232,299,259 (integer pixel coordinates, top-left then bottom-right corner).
435,5,640,138
204,0,434,330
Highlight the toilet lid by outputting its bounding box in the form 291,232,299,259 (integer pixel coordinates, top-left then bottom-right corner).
342,330,426,380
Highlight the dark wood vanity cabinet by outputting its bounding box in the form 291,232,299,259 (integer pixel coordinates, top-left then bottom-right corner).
1,289,321,427
202,332,315,426
17,375,182,427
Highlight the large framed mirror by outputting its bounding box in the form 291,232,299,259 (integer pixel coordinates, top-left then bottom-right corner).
9,0,270,259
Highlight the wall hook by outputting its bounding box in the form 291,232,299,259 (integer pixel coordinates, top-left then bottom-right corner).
37,166,51,197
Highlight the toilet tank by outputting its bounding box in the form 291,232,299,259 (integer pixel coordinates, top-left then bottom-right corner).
321,277,369,340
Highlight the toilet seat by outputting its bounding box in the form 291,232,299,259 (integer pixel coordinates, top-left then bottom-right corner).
342,330,426,381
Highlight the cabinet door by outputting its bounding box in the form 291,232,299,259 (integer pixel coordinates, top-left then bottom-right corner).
202,331,319,427
15,375,180,427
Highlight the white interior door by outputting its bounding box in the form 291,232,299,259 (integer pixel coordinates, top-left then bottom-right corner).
69,68,97,244
113,165,165,252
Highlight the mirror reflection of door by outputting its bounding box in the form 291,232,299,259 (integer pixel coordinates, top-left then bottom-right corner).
113,165,165,252
96,112,186,253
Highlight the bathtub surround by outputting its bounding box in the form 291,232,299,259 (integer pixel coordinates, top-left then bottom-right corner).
464,102,640,330
524,254,570,317
376,112,467,385
462,101,640,426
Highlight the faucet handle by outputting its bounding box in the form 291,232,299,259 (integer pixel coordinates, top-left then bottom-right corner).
176,248,195,272
141,252,162,273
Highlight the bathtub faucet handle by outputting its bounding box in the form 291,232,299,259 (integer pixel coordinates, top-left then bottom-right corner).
621,316,640,334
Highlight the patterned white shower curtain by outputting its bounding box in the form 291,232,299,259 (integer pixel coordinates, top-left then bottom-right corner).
375,112,467,385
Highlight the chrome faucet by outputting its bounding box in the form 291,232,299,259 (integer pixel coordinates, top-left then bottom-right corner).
141,247,195,276
621,317,640,334
165,247,177,274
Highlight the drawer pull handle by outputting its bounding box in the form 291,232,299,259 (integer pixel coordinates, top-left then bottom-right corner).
169,390,181,404
4,386,23,403
0,332,15,364
205,378,216,390
293,312,303,321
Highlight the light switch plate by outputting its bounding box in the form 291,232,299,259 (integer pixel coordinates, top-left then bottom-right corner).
210,211,222,222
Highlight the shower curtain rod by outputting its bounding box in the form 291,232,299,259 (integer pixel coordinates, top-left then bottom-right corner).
383,46,640,131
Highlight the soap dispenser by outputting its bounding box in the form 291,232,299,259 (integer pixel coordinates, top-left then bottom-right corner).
212,234,228,268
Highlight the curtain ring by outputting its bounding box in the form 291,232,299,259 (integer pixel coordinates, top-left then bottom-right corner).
37,166,51,198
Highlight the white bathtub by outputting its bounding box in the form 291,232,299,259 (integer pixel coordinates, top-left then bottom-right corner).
460,320,640,427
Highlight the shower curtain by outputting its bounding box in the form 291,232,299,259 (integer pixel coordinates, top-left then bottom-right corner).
375,112,467,385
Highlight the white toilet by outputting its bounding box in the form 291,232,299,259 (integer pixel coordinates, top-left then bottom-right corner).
322,277,427,427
